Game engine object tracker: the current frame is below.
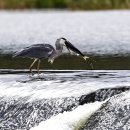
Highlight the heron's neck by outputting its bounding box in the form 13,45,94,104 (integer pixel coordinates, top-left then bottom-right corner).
55,49,62,57
48,45,63,64
49,48,62,60
56,48,62,53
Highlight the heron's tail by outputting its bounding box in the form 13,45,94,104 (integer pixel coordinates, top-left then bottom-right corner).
12,49,26,58
83,56,90,60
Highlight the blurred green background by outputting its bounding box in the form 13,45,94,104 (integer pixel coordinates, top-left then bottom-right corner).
0,0,130,10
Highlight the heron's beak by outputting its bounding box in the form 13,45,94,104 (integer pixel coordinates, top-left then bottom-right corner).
48,59,54,64
64,40,90,60
64,45,73,55
83,56,90,60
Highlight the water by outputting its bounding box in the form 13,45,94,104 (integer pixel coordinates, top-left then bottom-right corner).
0,10,130,130
81,91,130,130
0,10,130,55
0,10,130,69
30,101,103,130
1,70,130,99
0,70,130,130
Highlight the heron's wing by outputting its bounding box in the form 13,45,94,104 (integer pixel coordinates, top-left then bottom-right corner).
13,44,55,59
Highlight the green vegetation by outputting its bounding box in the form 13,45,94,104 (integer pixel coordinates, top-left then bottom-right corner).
0,0,130,10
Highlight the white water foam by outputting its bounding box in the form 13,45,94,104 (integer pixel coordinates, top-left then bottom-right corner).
30,101,103,130
0,10,130,55
0,70,130,100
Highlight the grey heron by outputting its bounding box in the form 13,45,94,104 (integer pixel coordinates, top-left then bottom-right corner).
13,38,89,74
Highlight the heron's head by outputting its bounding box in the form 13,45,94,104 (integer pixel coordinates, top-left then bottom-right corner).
55,37,66,51
57,37,78,54
57,37,66,45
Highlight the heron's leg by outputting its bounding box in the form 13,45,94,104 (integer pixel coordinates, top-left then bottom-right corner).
29,59,37,75
37,60,41,75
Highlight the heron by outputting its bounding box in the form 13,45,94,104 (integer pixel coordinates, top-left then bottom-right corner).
13,37,89,74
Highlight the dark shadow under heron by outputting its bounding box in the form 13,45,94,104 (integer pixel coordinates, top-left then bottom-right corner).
13,38,89,75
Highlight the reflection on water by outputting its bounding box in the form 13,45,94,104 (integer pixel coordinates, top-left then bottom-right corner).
0,54,130,69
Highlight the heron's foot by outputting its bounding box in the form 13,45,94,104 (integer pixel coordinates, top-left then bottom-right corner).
37,72,42,77
29,75,32,78
28,71,34,77
29,73,39,78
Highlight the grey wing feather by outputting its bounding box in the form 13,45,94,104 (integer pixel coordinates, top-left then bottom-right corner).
13,44,55,59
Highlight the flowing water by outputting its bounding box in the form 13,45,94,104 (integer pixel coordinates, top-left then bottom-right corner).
0,10,130,130
0,70,130,130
